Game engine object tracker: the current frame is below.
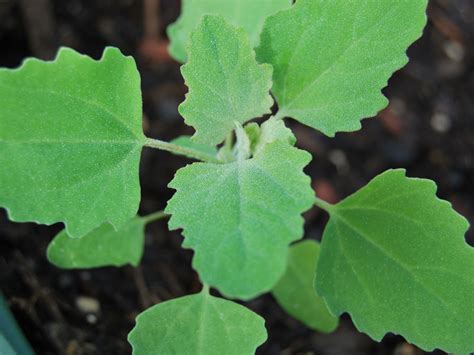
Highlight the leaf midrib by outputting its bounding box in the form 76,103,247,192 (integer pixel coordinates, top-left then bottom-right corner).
331,211,463,323
33,144,140,193
281,3,400,112
0,82,142,141
0,139,141,145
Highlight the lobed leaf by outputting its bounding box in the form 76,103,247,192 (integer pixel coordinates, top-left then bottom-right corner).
179,15,274,145
0,47,144,238
166,141,314,299
167,0,292,63
316,169,474,353
257,0,428,136
47,217,146,269
272,239,338,333
128,290,267,355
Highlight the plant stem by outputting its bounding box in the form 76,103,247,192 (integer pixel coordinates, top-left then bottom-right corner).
141,210,169,224
274,110,286,120
144,137,220,163
314,196,335,214
201,284,210,294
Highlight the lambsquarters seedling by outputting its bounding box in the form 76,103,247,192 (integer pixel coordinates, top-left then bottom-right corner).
1,1,472,354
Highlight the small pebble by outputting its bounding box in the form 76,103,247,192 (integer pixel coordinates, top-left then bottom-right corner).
328,150,349,174
443,41,465,62
76,296,100,314
430,112,451,133
86,314,98,324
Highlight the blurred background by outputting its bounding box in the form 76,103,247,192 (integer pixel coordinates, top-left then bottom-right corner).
0,0,473,354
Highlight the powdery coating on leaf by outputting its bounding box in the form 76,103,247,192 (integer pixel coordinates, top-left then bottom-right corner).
272,239,339,333
316,169,474,353
127,292,267,355
0,47,145,238
179,15,274,145
47,217,145,269
165,141,314,299
257,0,428,136
167,0,292,63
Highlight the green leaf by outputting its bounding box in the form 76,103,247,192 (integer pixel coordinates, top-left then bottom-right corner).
167,0,292,63
0,47,144,238
272,239,338,333
128,290,267,354
179,15,274,145
171,135,218,157
254,117,295,156
316,169,474,353
233,122,251,161
243,122,261,153
166,141,314,299
47,217,145,269
257,0,428,136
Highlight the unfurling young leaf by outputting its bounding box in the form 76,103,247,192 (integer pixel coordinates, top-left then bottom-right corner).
179,15,274,145
167,0,292,63
253,117,295,156
316,169,474,353
166,140,314,299
128,289,267,355
272,239,338,333
47,217,146,269
257,0,428,136
0,47,144,238
233,122,251,161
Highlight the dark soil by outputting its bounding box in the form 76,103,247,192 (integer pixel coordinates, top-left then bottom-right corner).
1,1,473,354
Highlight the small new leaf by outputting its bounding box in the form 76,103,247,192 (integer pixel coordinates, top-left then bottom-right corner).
179,15,274,145
128,291,267,355
253,117,295,156
166,141,314,299
167,0,292,63
257,0,428,136
316,169,474,353
272,239,338,333
233,122,251,161
0,47,144,237
47,217,145,269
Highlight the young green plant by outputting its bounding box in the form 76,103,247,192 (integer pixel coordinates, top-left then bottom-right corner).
1,0,473,354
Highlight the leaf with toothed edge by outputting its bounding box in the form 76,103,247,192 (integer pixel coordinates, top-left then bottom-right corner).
165,140,314,300
316,169,474,353
127,291,267,355
179,15,274,146
0,47,145,238
167,0,292,63
256,0,428,136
